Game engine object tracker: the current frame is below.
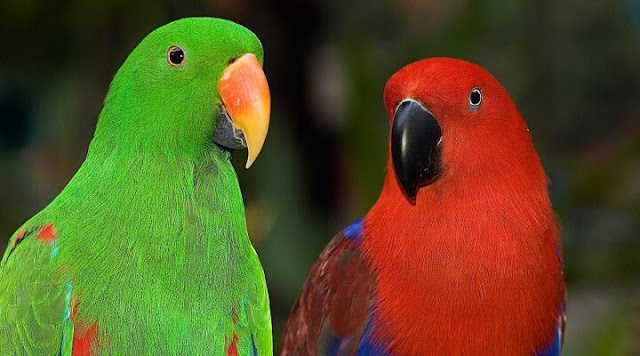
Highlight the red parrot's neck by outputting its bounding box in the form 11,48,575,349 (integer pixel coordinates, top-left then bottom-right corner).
362,162,564,355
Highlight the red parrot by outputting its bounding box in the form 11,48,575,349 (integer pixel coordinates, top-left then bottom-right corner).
281,58,565,355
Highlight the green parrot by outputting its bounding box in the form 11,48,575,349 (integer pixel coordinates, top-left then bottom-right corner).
0,17,272,355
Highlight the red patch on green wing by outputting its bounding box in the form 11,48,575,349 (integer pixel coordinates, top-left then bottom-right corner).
226,334,239,356
36,224,58,242
72,323,97,356
71,302,98,356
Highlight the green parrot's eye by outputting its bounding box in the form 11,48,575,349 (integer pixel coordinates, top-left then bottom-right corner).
167,46,185,66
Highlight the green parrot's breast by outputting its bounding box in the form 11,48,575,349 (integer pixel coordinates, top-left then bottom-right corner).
5,152,272,355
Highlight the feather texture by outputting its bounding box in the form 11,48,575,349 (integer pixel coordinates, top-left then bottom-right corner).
281,221,387,355
0,18,271,355
282,58,565,355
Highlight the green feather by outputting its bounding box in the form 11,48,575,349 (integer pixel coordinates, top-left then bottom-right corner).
0,17,272,355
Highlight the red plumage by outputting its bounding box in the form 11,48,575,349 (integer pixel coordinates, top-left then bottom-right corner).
71,303,98,356
36,224,57,242
71,323,97,356
227,334,239,356
281,233,375,355
282,58,565,355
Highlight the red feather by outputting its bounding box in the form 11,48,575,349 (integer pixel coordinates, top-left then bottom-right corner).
281,231,375,355
36,224,57,242
72,323,98,356
71,302,98,356
227,334,239,356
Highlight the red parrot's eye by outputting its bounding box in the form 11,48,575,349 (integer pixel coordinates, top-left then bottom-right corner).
167,46,185,66
469,87,482,108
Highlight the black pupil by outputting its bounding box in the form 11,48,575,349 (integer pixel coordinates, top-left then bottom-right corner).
169,47,184,65
470,90,481,105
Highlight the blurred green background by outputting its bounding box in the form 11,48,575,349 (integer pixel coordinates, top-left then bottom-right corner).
0,0,638,354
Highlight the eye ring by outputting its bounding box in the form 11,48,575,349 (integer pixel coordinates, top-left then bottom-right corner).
469,87,482,108
167,46,185,66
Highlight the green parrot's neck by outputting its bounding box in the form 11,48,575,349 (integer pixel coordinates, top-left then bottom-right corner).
49,143,252,268
29,114,257,285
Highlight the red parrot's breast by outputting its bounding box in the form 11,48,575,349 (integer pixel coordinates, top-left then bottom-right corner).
362,180,564,355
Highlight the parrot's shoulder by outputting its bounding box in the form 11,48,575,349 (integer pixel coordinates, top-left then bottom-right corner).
0,223,74,354
2,223,59,264
281,219,388,355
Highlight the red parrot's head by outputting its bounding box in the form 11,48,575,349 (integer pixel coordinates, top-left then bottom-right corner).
383,57,546,203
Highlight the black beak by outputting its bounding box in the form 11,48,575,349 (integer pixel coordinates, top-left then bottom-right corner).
391,99,442,202
213,106,246,151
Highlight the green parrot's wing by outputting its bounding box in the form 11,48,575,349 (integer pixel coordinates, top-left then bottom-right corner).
0,224,71,355
232,249,272,355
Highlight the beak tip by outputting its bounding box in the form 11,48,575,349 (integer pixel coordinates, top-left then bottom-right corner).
406,190,417,203
399,178,418,203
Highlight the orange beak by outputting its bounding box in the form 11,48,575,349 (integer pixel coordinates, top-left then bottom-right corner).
218,54,271,168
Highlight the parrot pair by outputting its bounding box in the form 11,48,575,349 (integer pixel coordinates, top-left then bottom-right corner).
0,17,565,356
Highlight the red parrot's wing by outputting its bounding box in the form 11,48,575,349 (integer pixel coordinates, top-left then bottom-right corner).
280,220,381,355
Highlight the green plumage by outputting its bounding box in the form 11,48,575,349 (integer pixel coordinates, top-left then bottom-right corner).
0,18,272,355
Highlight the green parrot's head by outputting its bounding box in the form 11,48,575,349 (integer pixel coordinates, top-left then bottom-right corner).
95,17,270,167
